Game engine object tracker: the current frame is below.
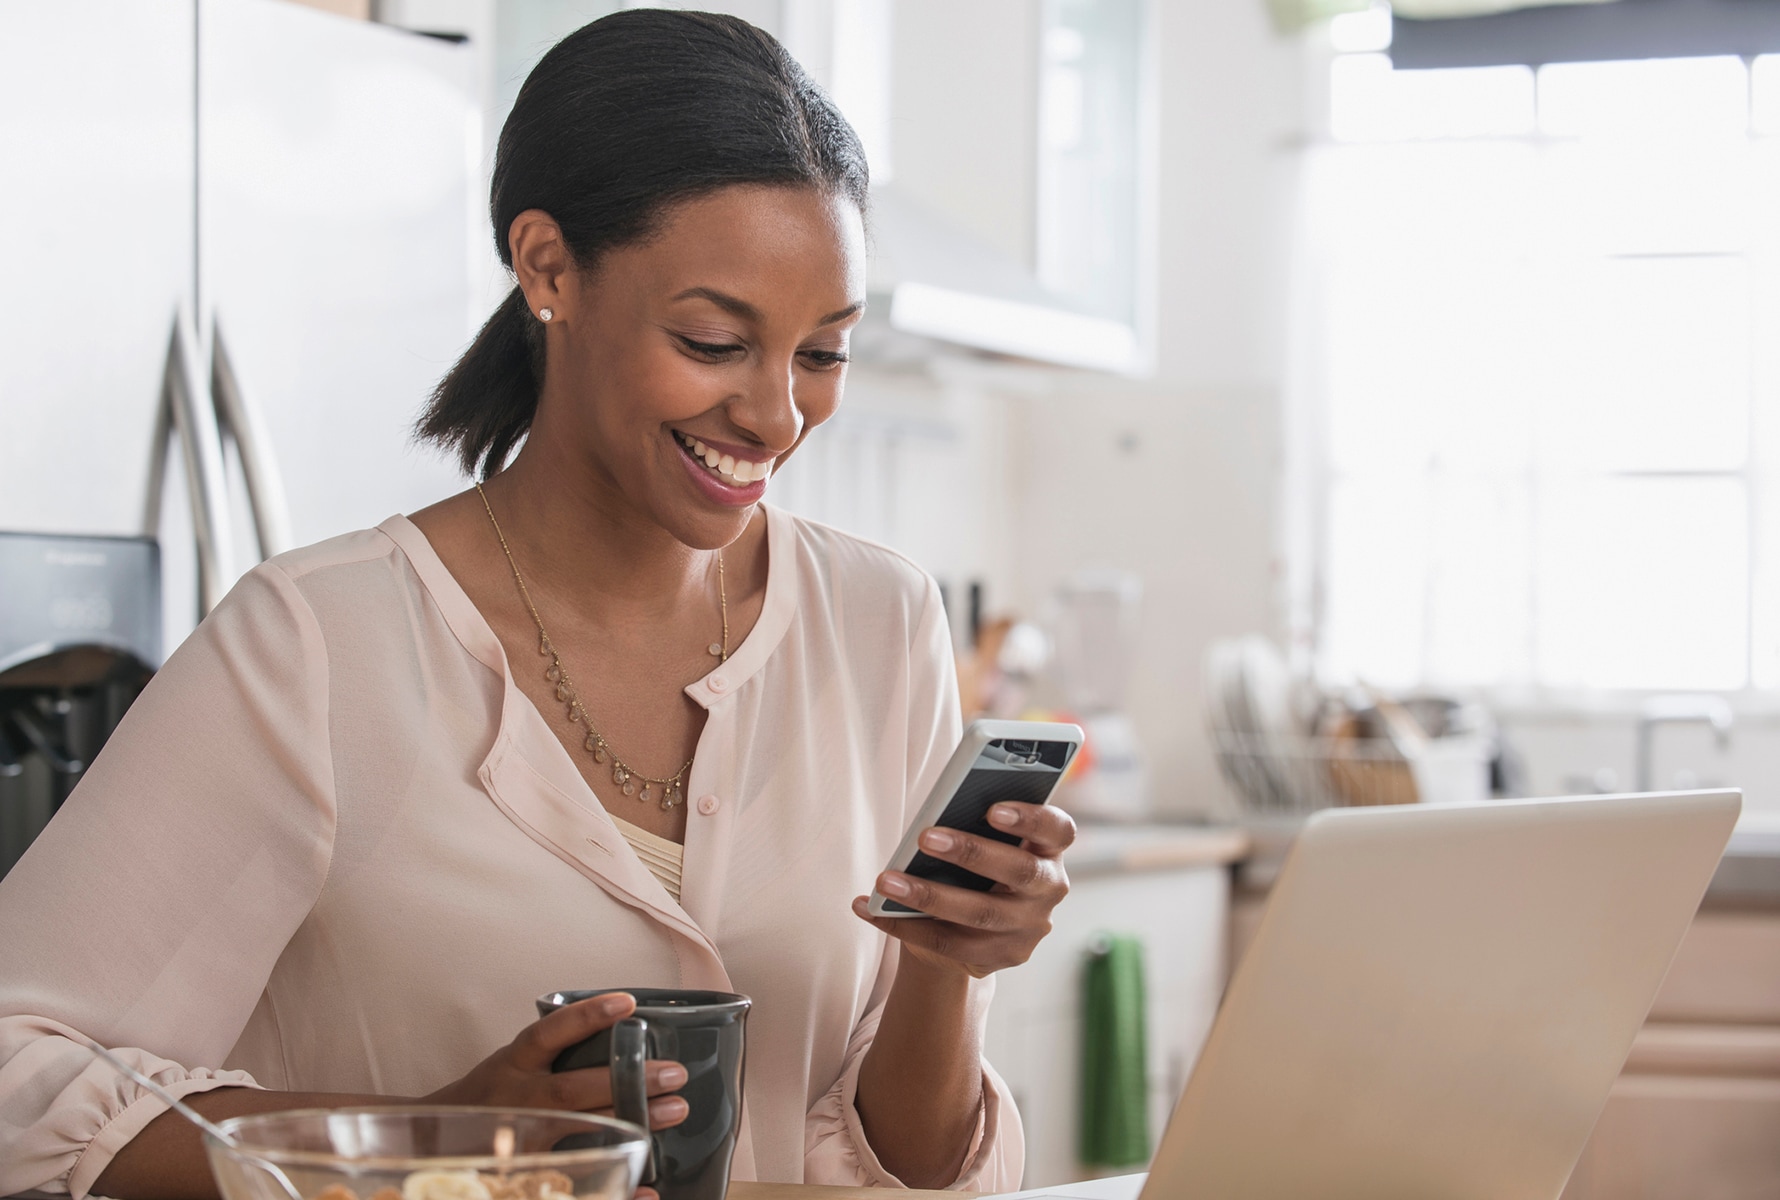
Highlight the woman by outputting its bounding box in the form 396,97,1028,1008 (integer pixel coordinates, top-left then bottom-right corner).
0,11,1074,1198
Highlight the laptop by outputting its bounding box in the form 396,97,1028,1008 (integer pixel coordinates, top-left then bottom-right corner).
995,790,1741,1200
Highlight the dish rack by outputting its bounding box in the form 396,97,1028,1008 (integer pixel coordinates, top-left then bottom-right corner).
1206,636,1493,817
1210,727,1420,816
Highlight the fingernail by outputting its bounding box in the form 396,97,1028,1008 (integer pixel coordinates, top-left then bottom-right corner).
880,874,912,898
656,1063,687,1087
990,805,1019,826
600,994,632,1015
651,1097,689,1121
922,829,956,852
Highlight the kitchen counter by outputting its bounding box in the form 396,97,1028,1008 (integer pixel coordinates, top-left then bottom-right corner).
1708,812,1780,905
1063,822,1249,878
1233,810,1780,904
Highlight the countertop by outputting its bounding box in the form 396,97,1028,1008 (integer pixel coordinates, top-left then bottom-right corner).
1708,812,1780,903
1063,822,1250,879
1233,809,1780,902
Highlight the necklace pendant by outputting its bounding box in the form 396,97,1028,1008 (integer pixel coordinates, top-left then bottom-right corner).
592,742,608,764
639,783,652,804
622,781,636,797
613,765,630,786
545,662,562,683
538,631,550,657
707,642,723,657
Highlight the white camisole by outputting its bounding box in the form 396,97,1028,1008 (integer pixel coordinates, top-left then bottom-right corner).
609,813,685,902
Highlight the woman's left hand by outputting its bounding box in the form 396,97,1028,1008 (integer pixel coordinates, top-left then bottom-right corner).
851,802,1077,978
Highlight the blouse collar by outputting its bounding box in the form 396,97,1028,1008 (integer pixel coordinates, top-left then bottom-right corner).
682,502,797,709
376,501,798,703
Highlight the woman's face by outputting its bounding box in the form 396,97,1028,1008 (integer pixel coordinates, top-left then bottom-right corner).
515,184,866,550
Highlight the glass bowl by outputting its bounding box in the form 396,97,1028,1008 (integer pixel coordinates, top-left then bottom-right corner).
204,1107,649,1200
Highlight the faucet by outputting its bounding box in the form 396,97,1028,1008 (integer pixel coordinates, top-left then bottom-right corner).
1635,694,1732,793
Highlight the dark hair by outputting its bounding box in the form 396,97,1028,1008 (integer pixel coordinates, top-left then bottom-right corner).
416,10,870,480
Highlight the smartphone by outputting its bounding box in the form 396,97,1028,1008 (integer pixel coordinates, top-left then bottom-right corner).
867,718,1084,918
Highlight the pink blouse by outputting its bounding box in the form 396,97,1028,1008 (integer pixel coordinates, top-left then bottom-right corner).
0,507,1022,1196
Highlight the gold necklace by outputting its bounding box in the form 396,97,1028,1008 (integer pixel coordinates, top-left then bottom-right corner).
475,483,726,810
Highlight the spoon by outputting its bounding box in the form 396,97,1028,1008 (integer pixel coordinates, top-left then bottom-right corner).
83,1039,307,1200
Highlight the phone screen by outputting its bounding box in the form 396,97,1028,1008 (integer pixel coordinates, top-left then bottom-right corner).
883,737,1076,914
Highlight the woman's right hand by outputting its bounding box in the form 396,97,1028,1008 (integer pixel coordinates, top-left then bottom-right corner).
423,992,689,1128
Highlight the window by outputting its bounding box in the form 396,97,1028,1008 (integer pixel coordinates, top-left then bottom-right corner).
1304,50,1780,694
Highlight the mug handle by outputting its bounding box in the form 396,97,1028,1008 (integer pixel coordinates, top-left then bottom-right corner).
610,1017,656,1184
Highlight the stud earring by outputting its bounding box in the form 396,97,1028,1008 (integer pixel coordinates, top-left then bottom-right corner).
538,307,553,322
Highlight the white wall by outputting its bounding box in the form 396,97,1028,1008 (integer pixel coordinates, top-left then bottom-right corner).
1150,2,1307,391
1500,712,1780,814
849,0,1310,817
764,371,1018,640
1007,381,1283,816
1007,2,1309,816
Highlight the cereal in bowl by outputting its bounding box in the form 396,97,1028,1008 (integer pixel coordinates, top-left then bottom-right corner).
311,1169,578,1200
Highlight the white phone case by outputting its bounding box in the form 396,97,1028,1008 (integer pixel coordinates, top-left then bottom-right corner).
866,718,1083,918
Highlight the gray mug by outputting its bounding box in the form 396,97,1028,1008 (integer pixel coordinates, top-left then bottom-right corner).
537,988,749,1200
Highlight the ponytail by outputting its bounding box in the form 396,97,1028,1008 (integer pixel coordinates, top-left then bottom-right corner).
417,287,544,480
414,9,868,479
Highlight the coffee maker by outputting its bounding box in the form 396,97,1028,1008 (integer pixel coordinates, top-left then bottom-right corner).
0,530,160,877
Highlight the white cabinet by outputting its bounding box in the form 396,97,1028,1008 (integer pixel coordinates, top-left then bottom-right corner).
985,833,1240,1189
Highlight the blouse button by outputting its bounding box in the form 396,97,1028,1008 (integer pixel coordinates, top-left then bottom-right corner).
708,674,729,693
697,794,721,816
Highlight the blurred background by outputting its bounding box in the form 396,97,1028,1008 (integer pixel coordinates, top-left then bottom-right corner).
3,0,1779,1194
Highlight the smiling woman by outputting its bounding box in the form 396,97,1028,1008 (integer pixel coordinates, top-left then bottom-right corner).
462,183,865,555
0,10,1072,1200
